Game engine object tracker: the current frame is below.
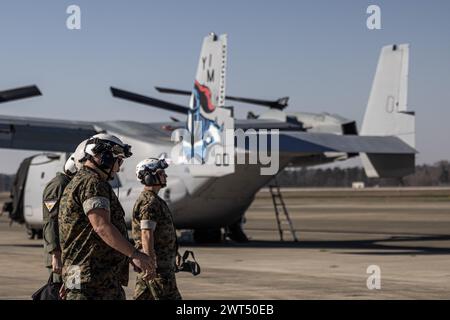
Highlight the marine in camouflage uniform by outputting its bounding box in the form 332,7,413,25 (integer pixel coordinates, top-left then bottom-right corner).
59,166,130,300
42,172,72,283
132,189,182,300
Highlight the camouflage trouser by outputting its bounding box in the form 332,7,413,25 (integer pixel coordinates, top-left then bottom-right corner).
134,272,182,300
65,280,126,300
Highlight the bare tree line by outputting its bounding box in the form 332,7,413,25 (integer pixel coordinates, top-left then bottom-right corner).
271,160,450,187
0,174,14,193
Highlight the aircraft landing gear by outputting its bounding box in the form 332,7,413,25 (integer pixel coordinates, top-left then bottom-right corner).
26,225,43,240
192,216,249,243
225,219,249,243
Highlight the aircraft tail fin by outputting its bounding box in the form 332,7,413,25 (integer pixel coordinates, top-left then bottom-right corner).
190,33,227,112
181,33,234,177
360,44,416,178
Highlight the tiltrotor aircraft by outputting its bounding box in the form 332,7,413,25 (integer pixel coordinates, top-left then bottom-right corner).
0,33,415,242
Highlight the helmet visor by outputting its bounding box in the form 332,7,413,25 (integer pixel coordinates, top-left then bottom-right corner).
111,144,132,158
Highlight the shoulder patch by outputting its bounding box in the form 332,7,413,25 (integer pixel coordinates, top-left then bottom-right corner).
44,200,57,212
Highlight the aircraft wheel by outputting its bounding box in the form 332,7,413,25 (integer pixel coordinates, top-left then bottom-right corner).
26,227,34,240
225,220,249,243
26,226,36,240
26,226,43,240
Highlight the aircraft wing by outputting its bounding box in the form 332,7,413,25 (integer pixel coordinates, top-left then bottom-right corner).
278,132,416,154
91,121,415,154
0,113,416,154
275,132,416,178
0,115,97,152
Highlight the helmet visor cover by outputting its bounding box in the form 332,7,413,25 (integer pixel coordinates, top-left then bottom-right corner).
111,143,132,158
86,138,133,159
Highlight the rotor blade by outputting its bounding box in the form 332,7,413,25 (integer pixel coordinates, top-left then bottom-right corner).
155,86,289,110
225,95,289,110
155,87,191,96
110,87,189,114
0,85,42,103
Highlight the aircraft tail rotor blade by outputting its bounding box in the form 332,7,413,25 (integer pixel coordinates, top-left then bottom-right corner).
155,86,289,110
0,85,42,103
110,87,189,114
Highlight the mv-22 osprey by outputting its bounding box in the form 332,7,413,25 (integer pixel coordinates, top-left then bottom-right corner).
0,33,415,242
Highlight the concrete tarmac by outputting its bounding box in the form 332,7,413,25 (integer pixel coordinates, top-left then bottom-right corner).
0,188,449,299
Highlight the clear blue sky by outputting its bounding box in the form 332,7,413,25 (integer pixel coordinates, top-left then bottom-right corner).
0,0,449,173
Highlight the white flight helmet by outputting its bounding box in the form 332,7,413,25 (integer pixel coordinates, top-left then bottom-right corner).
64,139,90,174
72,139,89,170
84,133,132,159
64,154,77,175
135,158,169,186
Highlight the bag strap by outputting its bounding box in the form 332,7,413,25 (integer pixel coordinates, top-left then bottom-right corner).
47,272,55,284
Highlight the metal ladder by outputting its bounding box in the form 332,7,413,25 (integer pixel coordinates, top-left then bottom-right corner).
269,180,298,242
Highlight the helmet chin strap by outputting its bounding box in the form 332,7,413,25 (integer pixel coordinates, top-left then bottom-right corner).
92,156,116,181
107,165,115,181
156,172,167,188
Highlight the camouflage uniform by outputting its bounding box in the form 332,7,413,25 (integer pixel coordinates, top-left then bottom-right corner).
132,189,181,300
59,166,129,300
42,172,71,283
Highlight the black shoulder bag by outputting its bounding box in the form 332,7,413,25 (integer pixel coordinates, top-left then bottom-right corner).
31,273,61,300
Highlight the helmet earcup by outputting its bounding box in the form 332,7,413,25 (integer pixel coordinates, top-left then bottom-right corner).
143,172,157,186
99,151,115,169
